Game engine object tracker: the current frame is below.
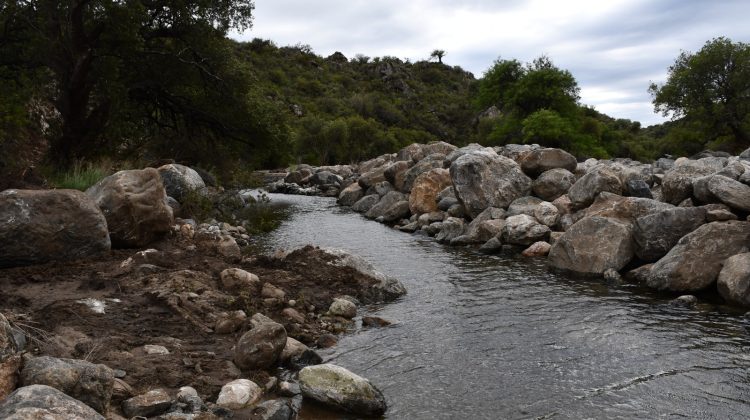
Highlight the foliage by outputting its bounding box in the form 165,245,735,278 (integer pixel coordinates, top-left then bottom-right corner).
649,37,750,151
47,160,112,191
430,49,446,64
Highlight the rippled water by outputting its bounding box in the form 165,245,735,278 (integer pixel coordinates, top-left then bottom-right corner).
258,194,750,419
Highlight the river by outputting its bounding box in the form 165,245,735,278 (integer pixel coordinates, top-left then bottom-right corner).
258,193,750,419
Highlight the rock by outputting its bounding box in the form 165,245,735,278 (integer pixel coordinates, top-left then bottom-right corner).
317,334,338,348
279,381,301,397
670,295,698,308
421,141,458,158
328,298,357,319
281,308,305,324
625,179,653,198
384,161,411,192
157,164,206,202
548,231,564,246
299,364,387,416
501,214,550,246
280,337,309,363
122,388,172,418
603,268,622,283
220,268,260,293
450,149,532,218
706,175,750,211
583,192,673,221
521,241,551,257
143,344,169,355
284,168,312,185
216,379,262,410
251,399,294,420
86,168,173,247
396,143,426,162
451,207,505,244
633,207,707,262
0,314,19,400
409,169,452,215
367,181,394,197
661,161,717,204
402,154,445,192
215,310,247,334
351,194,380,213
436,217,465,244
0,189,110,268
717,253,750,306
568,165,623,210
443,143,490,167
518,148,577,177
706,208,738,221
358,154,394,175
234,315,287,370
624,264,653,283
548,216,635,276
320,248,407,302
0,385,105,420
532,168,577,201
362,316,392,327
365,191,410,222
309,171,343,187
479,237,503,253
20,356,114,414
357,166,388,190
262,283,286,300
534,202,559,227
289,349,324,370
647,221,750,291
506,196,544,218
447,203,466,218
337,183,364,207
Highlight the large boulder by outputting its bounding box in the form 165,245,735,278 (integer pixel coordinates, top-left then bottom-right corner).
451,207,505,244
337,183,364,207
532,168,576,201
234,314,287,371
0,385,105,420
157,163,206,202
506,196,544,218
582,192,673,221
384,161,411,192
567,166,623,210
436,217,466,244
409,169,452,215
646,221,750,292
0,189,110,268
351,194,380,213
717,253,750,307
706,175,750,212
501,214,550,246
357,166,388,189
319,248,406,302
365,191,410,222
20,356,114,414
401,154,445,193
299,364,387,416
661,160,718,204
518,148,577,177
86,168,173,247
548,216,635,276
633,207,707,262
216,379,263,410
450,149,532,218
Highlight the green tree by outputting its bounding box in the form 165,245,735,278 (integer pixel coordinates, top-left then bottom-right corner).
649,37,750,148
475,58,523,110
511,56,580,118
430,49,446,64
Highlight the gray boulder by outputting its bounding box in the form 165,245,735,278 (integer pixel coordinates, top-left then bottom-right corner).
157,163,206,202
367,181,394,197
548,216,635,276
506,196,544,218
402,154,445,192
0,189,110,268
568,165,623,209
625,179,653,198
633,207,707,262
518,148,577,177
351,194,380,213
384,161,412,192
337,183,364,207
86,168,174,247
20,356,114,414
365,191,410,223
357,166,388,189
0,385,104,420
299,364,387,416
707,175,750,212
451,207,505,244
646,221,750,291
450,149,532,218
436,217,466,244
532,168,576,201
234,314,287,370
309,171,343,187
661,161,718,204
122,388,173,418
501,214,550,246
717,253,750,307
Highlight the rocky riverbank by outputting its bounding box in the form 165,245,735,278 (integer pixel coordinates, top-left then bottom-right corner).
0,164,405,418
269,141,750,309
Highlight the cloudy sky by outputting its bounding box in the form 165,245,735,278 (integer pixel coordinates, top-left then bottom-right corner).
234,0,750,126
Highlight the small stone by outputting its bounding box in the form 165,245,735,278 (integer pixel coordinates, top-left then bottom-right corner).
317,334,338,348
143,344,169,355
670,295,698,308
328,298,357,319
122,388,173,418
362,316,392,327
521,241,551,257
706,209,738,222
113,369,126,378
278,381,301,397
214,310,247,334
262,283,286,300
603,268,622,283
220,268,260,292
216,379,262,410
281,308,305,324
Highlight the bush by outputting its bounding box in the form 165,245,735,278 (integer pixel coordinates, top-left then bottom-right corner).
48,161,111,191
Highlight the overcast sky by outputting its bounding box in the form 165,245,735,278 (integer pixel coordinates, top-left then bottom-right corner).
234,0,750,126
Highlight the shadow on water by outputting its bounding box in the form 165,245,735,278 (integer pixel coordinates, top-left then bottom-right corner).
256,194,750,420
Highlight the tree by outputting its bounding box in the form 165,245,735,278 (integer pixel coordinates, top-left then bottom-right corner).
430,49,446,64
475,58,523,110
649,37,750,148
0,1,281,168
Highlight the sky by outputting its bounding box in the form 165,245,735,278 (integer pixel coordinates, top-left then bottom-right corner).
233,0,750,127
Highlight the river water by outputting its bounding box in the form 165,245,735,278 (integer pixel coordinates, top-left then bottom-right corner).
258,194,750,419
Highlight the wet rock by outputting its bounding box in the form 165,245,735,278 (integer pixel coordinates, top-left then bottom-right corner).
450,149,532,218
568,165,623,210
603,268,622,283
633,207,707,262
436,217,466,244
0,384,105,419
351,194,380,213
646,221,750,291
670,295,698,308
309,171,342,187
328,298,357,319
319,248,407,302
518,148,577,177
20,356,114,413
122,388,173,418
279,381,301,397
157,164,206,202
362,316,392,327
409,169,452,215
280,337,309,364
548,216,635,276
365,191,410,222
289,349,324,370
337,183,364,207
251,399,294,420
299,364,387,416
532,168,577,201
220,268,260,293
624,264,653,284
216,379,262,410
717,253,750,307
0,189,110,268
521,241,551,257
479,237,503,253
317,334,338,348
86,168,173,247
501,214,550,246
234,315,287,370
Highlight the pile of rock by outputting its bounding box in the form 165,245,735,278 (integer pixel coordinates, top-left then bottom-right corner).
275,141,750,308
